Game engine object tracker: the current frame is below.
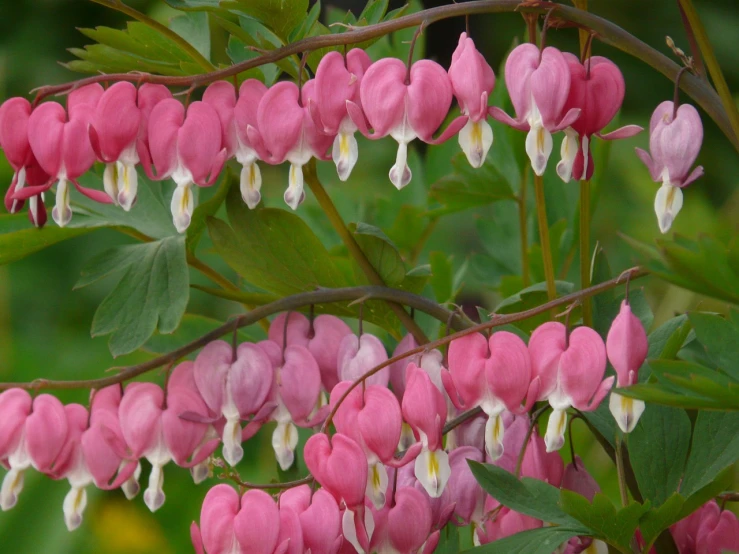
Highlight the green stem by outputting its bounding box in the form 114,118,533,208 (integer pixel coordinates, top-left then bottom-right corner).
90,0,216,72
615,435,630,507
304,161,429,344
579,179,592,326
519,166,530,288
408,217,438,267
677,0,739,144
534,174,556,302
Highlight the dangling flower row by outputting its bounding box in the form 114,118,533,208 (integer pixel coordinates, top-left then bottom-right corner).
0,32,703,234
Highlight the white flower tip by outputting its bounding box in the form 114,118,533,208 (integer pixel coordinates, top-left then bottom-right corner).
459,119,493,169
223,419,244,467
240,163,262,209
525,126,553,177
284,164,305,211
117,163,138,211
342,509,366,554
52,179,73,227
333,132,359,181
272,422,299,471
171,183,194,233
414,448,451,498
655,183,683,234
191,461,211,485
63,487,87,532
544,409,567,453
485,414,505,461
609,393,645,434
103,163,119,206
1,469,25,511
389,163,412,190
144,464,165,512
121,477,140,500
366,463,388,510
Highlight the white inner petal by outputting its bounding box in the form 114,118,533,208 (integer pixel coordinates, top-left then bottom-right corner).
239,162,262,209
271,421,299,471
365,462,388,509
414,446,451,498
458,119,493,169
332,132,359,182
654,180,683,234
544,408,567,453
556,127,578,183
609,392,646,434
170,182,194,234
52,177,72,227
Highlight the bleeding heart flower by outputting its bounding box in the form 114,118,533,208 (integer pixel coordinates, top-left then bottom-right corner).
248,80,333,210
280,485,342,554
0,388,33,511
402,363,450,498
21,85,113,227
370,486,436,554
528,322,614,452
269,312,352,393
556,54,642,182
448,32,496,168
193,340,274,466
670,499,739,554
145,99,227,232
444,331,538,461
490,43,581,176
348,57,466,189
606,299,648,433
338,332,390,388
311,49,372,181
304,432,372,554
0,97,51,226
635,100,704,233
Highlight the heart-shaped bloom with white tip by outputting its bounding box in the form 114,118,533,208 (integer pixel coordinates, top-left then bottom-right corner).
449,32,496,168
145,99,227,233
490,44,581,176
635,100,704,233
311,49,372,181
529,322,614,452
348,58,466,189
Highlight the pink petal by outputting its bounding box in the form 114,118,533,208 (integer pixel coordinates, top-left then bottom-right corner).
193,339,233,415
203,81,238,156
230,342,274,417
67,83,104,121
162,387,209,467
118,383,164,457
234,490,281,554
528,322,567,400
486,331,532,412
407,59,454,141
338,333,389,387
148,99,185,180
255,81,303,163
635,147,660,182
300,489,341,554
91,82,140,163
27,102,66,178
25,394,68,473
597,124,643,140
358,385,402,462
234,79,268,150
388,487,432,552
402,364,446,450
448,33,495,121
488,106,529,131
530,47,571,130
559,326,608,410
279,345,321,423
178,101,224,186
606,300,648,387
309,315,352,393
277,507,304,554
503,43,539,123
72,179,115,204
388,334,419,401
359,58,408,137
0,389,33,459
0,97,33,169
200,484,240,554
329,381,364,446
447,332,488,407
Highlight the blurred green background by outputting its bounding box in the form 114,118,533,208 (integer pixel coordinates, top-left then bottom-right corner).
0,0,737,552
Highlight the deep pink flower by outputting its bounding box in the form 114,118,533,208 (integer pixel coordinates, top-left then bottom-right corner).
193,340,274,466
370,486,435,554
145,99,227,232
402,363,450,498
448,32,496,168
445,331,538,461
348,58,466,189
556,54,642,182
203,79,269,209
311,49,372,180
0,97,51,226
304,432,372,553
606,300,648,433
490,43,581,175
21,85,113,227
636,100,704,233
670,500,739,554
258,340,323,471
528,322,613,452
269,312,352,393
248,80,333,210
478,498,542,545
0,388,33,510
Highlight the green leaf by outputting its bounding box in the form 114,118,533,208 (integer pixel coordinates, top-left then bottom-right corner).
688,312,739,381
468,462,587,529
559,491,649,551
223,0,309,42
433,523,460,554
0,217,92,265
186,169,234,253
169,12,211,61
360,0,389,25
623,233,739,305
637,493,685,548
143,313,263,354
648,314,690,359
460,527,581,554
680,411,739,497
351,223,406,286
628,405,691,506
209,185,348,297
89,236,189,357
429,153,515,216
225,34,281,84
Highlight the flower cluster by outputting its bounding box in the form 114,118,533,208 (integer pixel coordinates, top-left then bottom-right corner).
1,33,703,235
